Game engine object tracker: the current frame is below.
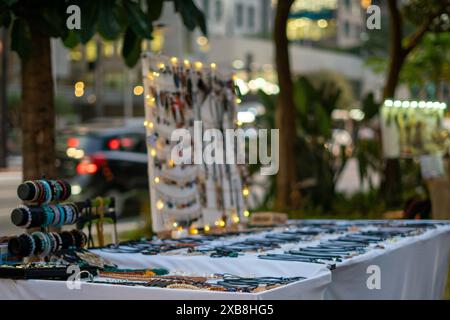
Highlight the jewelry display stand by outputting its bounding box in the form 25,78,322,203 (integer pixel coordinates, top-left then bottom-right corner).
141,53,248,236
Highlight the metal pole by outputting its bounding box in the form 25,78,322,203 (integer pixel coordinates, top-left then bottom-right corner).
0,28,8,168
94,38,104,118
124,68,133,119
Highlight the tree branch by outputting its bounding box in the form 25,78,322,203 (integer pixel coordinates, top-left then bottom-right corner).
403,2,447,55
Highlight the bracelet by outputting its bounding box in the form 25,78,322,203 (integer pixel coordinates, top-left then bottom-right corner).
57,205,66,227
21,234,35,257
18,205,32,228
32,231,47,256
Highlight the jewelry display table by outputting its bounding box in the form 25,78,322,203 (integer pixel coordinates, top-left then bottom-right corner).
1,220,449,300
93,220,450,300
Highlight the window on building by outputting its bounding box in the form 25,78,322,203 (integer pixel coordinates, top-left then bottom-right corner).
248,6,255,30
344,21,350,37
215,0,222,21
236,3,244,27
344,0,351,10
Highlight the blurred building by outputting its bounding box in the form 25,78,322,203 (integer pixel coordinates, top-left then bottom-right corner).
6,0,446,123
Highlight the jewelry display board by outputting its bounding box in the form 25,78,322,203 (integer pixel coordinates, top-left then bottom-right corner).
141,53,247,234
380,100,448,159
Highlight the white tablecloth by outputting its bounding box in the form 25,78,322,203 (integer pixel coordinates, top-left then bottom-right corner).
1,221,449,300
325,223,450,299
0,267,330,300
93,221,450,300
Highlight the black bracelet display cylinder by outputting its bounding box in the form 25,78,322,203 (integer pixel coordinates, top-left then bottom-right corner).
8,230,87,258
11,207,46,228
17,179,71,203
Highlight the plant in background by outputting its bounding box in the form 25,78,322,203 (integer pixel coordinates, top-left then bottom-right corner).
255,76,350,212
0,0,206,180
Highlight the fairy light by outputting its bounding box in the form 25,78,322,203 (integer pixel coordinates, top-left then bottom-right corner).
154,176,160,184
133,85,144,96
236,120,243,127
214,220,219,226
173,222,178,228
236,98,242,104
147,72,154,80
75,81,85,90
184,59,191,68
190,228,199,235
244,210,250,217
153,71,160,77
194,61,203,71
242,187,249,197
168,159,175,168
150,148,157,157
232,215,240,223
219,220,226,227
170,57,178,65
384,100,446,110
210,62,217,70
204,225,210,232
156,200,164,210
157,63,165,70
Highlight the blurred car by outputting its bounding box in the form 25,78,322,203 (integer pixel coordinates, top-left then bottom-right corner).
56,119,149,217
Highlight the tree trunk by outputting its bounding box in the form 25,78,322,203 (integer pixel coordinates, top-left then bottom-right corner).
274,0,299,210
381,0,406,208
21,28,56,181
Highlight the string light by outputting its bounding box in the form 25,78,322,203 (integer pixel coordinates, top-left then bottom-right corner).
384,99,446,110
154,176,160,184
219,220,226,227
156,200,164,210
210,63,217,70
170,57,178,65
194,61,203,71
183,59,191,68
173,222,178,228
244,210,250,217
150,148,157,157
153,71,160,77
232,215,240,223
190,228,199,235
133,85,144,96
168,159,175,168
157,63,165,70
242,188,249,197
204,225,210,232
75,81,85,90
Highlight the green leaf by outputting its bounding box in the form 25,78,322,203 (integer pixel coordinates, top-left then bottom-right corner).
122,27,142,67
77,1,99,44
0,10,11,28
147,0,164,21
175,0,196,31
1,0,18,5
98,0,121,40
63,30,80,49
123,0,153,39
37,5,66,37
10,18,31,60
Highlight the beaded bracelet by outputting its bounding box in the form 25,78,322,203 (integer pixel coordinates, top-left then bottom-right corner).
18,205,32,228
64,205,74,225
21,234,36,257
57,205,66,227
